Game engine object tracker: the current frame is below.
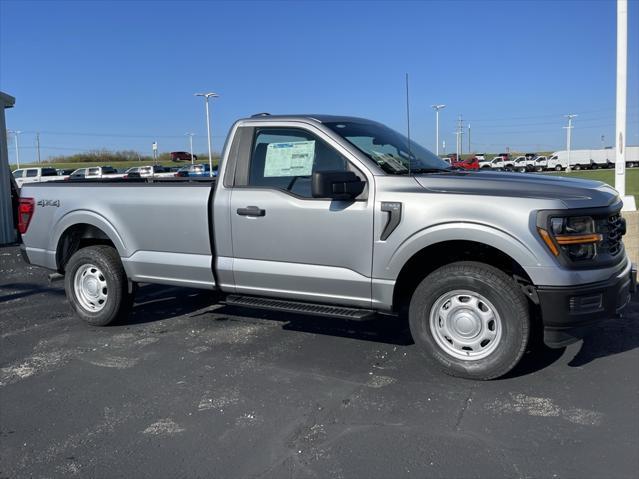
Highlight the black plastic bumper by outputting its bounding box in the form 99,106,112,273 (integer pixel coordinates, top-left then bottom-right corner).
538,262,637,348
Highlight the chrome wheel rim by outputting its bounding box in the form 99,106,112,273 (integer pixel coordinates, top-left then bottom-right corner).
74,264,108,312
429,290,502,361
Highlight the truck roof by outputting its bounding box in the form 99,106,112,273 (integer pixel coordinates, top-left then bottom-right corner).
241,114,378,124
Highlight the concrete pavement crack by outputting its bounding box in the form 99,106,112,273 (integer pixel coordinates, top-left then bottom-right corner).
454,384,477,431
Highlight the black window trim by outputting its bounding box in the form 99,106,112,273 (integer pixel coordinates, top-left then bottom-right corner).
232,125,368,201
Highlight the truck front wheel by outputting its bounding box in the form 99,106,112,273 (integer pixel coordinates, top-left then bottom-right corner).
408,261,530,380
64,245,134,326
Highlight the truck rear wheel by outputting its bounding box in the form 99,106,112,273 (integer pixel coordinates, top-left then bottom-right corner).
64,245,134,326
408,261,530,380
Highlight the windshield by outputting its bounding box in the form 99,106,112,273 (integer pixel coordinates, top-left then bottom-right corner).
325,121,450,174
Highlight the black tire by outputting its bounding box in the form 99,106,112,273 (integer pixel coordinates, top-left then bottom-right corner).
64,245,134,326
554,165,562,171
536,166,544,172
408,261,530,380
574,164,581,170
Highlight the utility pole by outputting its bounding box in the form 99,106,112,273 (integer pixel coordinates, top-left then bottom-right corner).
601,134,605,149
36,132,41,164
195,92,219,177
431,104,446,156
186,133,195,164
468,123,471,153
564,114,577,173
442,140,446,155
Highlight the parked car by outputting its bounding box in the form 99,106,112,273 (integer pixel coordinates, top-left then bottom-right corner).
171,151,197,162
17,113,636,380
452,157,479,170
479,155,508,170
67,166,126,180
532,156,548,172
175,164,217,177
12,167,64,188
125,165,175,178
511,156,529,173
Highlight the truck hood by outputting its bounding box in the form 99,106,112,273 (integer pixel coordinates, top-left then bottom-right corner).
413,171,620,209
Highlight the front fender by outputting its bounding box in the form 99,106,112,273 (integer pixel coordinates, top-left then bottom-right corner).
383,222,547,282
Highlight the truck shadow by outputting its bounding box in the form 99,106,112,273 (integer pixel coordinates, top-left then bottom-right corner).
0,282,66,302
125,285,638,372
567,302,639,367
212,305,414,346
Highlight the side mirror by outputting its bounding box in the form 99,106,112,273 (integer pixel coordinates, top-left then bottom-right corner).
312,170,365,200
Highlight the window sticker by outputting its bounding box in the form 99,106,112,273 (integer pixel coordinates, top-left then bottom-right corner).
264,140,315,177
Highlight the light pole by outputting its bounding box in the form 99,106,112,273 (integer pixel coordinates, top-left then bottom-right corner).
186,133,195,164
564,114,577,172
615,0,629,205
431,104,446,156
194,92,218,177
8,130,21,168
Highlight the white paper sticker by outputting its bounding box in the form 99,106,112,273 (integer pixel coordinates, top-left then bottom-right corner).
264,141,315,177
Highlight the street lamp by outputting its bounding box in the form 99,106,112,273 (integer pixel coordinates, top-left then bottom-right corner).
194,92,219,177
431,105,446,157
8,130,21,168
185,133,195,164
564,114,577,173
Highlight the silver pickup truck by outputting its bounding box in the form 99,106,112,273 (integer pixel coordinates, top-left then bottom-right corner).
18,114,637,379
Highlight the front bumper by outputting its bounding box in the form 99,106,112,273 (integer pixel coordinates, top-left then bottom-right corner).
537,261,636,347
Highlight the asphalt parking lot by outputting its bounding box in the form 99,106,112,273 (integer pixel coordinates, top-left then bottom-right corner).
1,245,638,479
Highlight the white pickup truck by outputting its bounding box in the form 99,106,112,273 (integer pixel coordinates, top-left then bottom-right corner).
68,166,126,180
12,167,65,188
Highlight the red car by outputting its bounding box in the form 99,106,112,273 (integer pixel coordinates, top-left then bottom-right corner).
170,151,198,162
449,155,479,170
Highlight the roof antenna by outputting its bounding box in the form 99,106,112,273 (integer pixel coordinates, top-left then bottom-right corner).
405,73,412,176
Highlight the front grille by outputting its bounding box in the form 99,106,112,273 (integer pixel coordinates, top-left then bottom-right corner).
600,213,624,256
607,214,623,255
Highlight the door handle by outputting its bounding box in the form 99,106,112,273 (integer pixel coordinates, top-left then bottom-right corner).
237,206,266,217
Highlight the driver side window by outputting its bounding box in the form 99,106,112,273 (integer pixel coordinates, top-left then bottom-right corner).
248,128,349,198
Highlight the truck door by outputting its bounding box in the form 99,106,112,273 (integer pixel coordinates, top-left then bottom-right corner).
228,126,374,308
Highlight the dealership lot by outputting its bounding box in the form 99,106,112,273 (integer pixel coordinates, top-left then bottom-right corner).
1,245,638,478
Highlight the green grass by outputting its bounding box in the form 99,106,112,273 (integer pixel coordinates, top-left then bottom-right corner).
545,168,638,203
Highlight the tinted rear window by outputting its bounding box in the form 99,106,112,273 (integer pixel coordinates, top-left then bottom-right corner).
41,168,58,176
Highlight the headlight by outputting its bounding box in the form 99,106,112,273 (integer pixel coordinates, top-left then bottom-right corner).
538,215,602,261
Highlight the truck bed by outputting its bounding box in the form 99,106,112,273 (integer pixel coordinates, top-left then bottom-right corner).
20,178,217,289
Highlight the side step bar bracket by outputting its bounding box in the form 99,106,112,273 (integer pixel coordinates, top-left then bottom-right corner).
225,295,375,321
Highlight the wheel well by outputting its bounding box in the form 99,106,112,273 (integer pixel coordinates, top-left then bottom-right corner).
392,240,534,314
56,224,116,273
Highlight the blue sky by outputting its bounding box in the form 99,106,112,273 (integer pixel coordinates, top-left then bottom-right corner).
1,0,638,163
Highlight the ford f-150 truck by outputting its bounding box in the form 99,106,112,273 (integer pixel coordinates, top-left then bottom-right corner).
18,114,636,380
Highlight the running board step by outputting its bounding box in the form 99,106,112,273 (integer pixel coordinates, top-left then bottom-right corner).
225,295,375,321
